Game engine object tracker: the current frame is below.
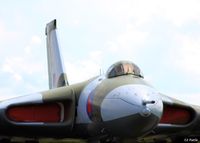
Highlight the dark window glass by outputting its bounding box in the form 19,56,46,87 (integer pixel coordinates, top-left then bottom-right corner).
107,61,143,78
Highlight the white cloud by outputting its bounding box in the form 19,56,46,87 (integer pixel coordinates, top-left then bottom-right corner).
88,50,102,64
24,46,32,54
117,24,148,46
65,50,103,84
13,73,22,82
2,59,23,82
95,0,200,27
106,23,149,55
158,0,200,26
171,33,200,79
30,35,41,45
95,0,157,25
0,21,19,43
66,61,100,84
2,57,42,75
0,54,47,95
65,19,81,28
24,35,42,54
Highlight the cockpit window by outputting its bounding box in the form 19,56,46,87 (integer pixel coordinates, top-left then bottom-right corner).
106,61,143,78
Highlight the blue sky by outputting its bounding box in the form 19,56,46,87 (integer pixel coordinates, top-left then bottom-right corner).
0,0,200,105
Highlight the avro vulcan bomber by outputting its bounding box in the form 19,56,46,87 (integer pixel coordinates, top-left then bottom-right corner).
0,20,200,143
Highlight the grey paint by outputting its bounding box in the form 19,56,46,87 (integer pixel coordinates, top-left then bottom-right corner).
101,98,141,121
46,19,68,88
101,84,163,121
76,76,105,124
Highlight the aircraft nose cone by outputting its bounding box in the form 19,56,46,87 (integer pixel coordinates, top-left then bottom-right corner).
101,84,163,138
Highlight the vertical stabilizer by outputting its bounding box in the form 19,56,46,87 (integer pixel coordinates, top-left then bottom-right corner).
45,19,69,89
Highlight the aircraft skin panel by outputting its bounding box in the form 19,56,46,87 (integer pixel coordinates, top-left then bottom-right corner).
101,98,141,121
46,19,68,89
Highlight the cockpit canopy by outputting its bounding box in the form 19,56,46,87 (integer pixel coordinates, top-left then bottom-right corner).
106,61,144,78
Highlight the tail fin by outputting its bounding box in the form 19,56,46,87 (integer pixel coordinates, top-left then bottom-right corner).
45,19,69,89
